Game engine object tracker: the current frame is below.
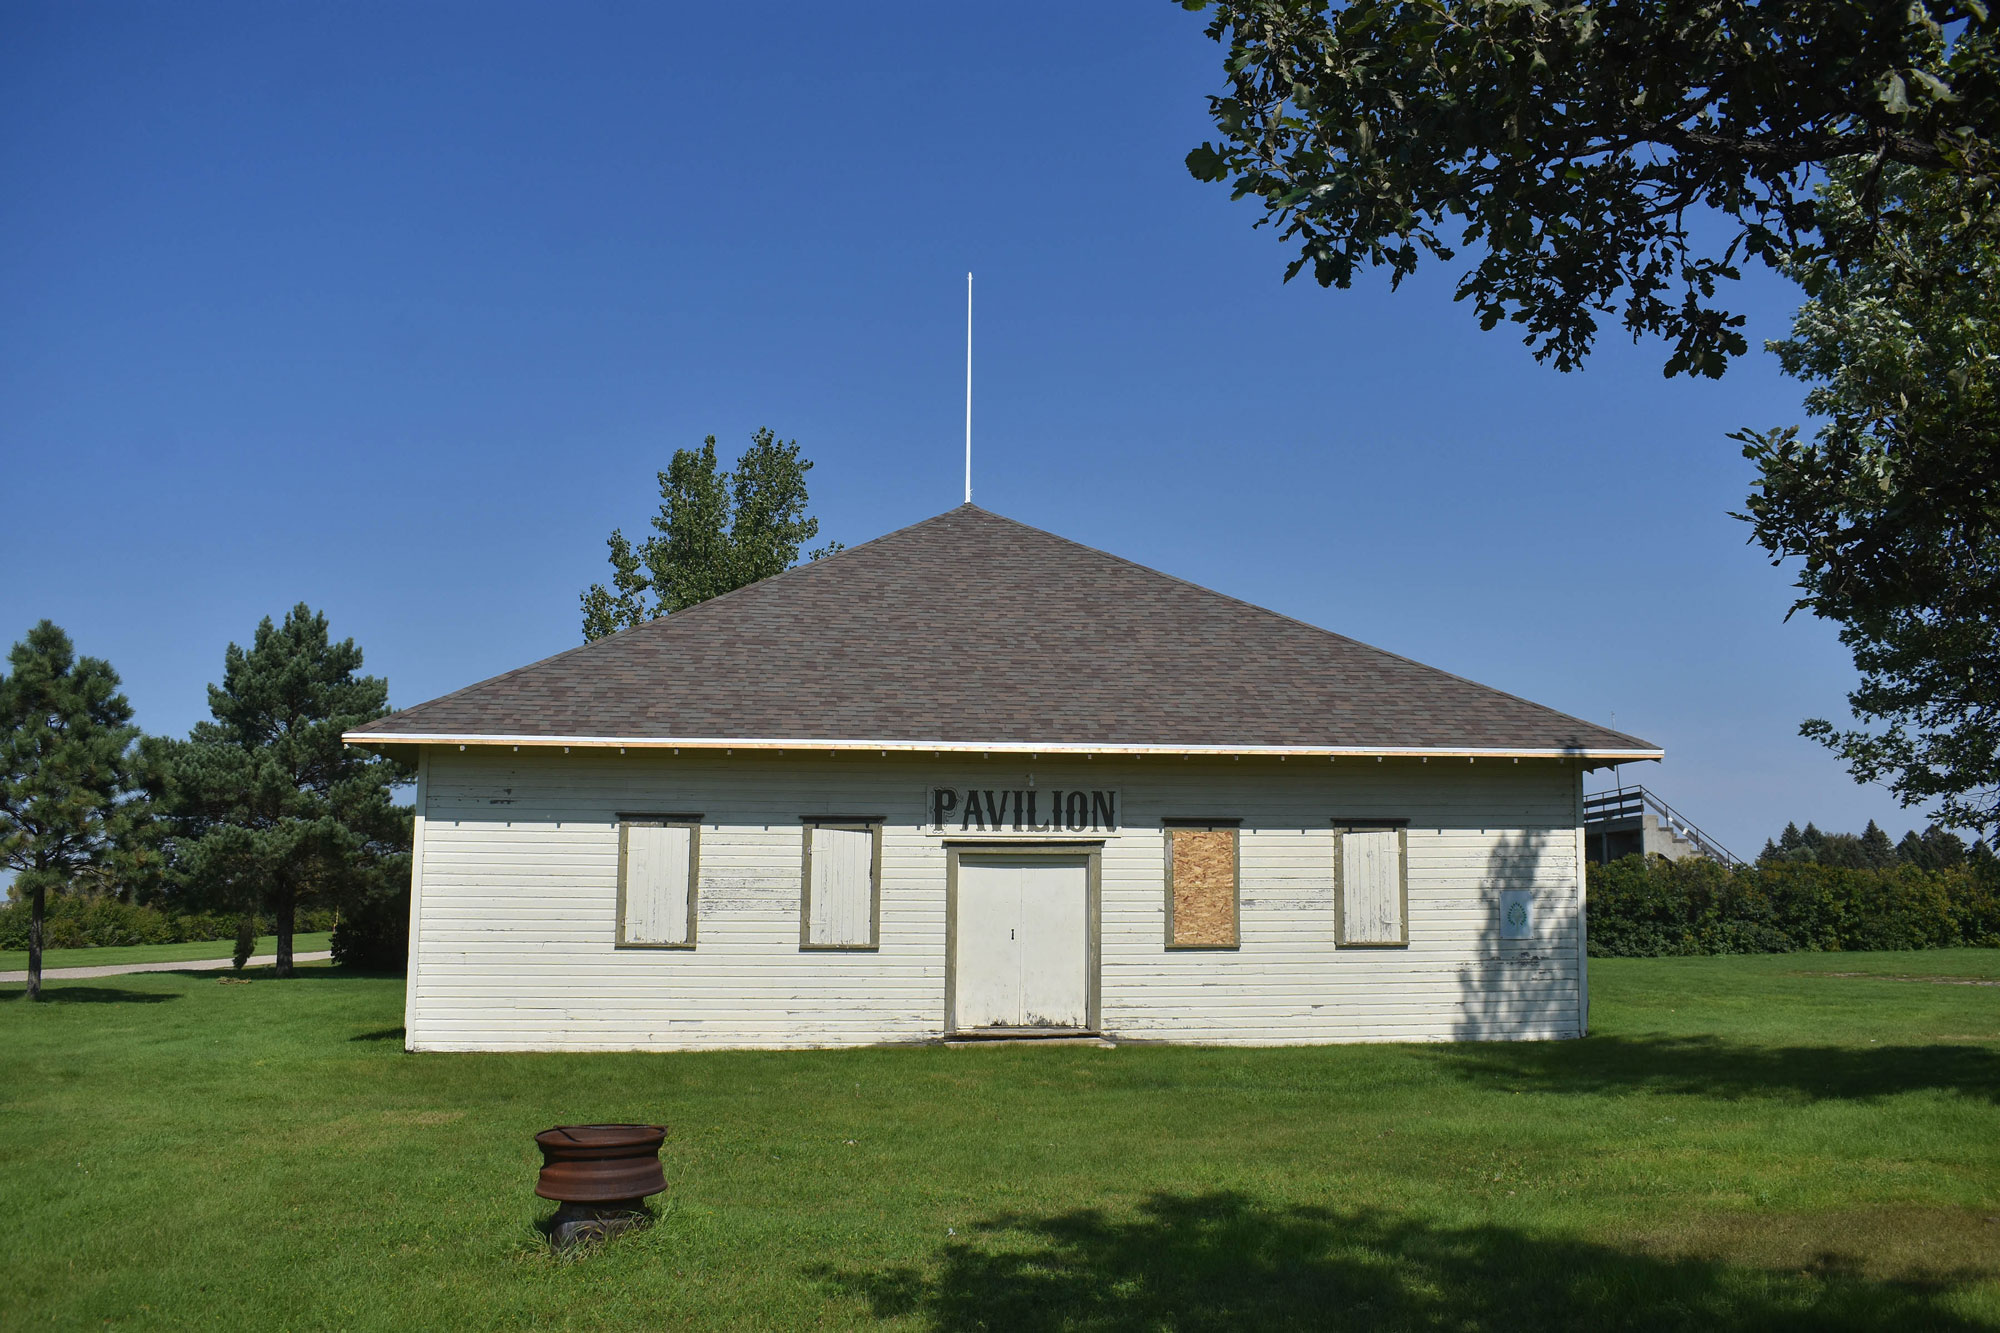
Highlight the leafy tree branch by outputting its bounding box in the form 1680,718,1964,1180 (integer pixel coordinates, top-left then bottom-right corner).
1182,0,1998,376
1736,163,2000,833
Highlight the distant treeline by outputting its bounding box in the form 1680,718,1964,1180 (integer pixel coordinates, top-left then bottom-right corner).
1588,851,2000,957
1758,819,1993,871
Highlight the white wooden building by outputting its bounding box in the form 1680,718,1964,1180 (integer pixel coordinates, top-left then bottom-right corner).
347,506,1659,1051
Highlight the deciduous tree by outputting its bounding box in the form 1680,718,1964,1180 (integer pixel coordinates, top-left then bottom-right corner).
1182,4,2000,833
1737,164,2000,835
0,622,143,999
580,429,840,640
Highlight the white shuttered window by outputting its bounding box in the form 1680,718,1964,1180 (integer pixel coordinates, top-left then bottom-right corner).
803,823,879,949
1336,826,1408,946
618,819,698,947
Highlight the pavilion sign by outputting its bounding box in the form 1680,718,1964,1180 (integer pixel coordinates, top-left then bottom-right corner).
927,787,1119,836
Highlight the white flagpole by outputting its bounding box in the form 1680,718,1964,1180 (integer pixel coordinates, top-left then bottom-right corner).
964,272,973,505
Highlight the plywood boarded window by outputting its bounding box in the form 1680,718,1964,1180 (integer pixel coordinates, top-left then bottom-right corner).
1165,822,1239,948
802,821,881,949
1335,824,1407,946
618,817,699,947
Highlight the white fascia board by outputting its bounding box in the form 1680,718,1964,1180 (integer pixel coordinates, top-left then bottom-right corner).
341,731,1663,762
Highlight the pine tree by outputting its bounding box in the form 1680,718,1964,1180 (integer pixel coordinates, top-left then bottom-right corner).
0,622,143,1000
1758,838,1781,863
148,605,410,977
1778,821,1804,853
1801,822,1826,851
1859,820,1896,869
1897,829,1929,865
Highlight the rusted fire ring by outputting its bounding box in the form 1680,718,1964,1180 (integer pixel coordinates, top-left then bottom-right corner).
534,1123,667,1204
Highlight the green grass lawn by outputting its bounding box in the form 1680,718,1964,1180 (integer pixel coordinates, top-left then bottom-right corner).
2,951,1997,1331
0,931,333,974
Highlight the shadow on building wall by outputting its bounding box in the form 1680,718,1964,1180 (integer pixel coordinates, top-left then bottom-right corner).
1450,827,1577,1041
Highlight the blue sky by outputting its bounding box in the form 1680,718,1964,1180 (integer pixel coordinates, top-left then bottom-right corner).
0,3,1928,857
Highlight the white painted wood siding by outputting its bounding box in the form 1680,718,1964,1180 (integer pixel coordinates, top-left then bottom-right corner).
806,826,874,946
405,749,1585,1051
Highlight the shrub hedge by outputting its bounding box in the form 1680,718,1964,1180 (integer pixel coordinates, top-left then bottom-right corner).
19,858,1990,962
0,896,337,952
1587,853,2000,957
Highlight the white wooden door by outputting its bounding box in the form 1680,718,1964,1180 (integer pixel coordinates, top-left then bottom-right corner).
1017,860,1090,1027
953,858,1022,1030
954,855,1090,1030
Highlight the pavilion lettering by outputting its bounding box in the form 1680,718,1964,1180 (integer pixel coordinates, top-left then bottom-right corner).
928,787,1118,834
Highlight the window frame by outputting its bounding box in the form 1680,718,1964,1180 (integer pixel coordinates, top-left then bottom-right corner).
1332,818,1410,948
1161,817,1243,951
614,812,703,949
798,816,885,951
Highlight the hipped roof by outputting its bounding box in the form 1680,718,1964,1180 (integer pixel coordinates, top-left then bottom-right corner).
345,505,1659,759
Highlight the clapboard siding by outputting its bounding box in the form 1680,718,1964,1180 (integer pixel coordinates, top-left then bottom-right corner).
405,748,1585,1051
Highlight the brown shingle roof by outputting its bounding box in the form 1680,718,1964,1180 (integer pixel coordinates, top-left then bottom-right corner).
347,505,1658,756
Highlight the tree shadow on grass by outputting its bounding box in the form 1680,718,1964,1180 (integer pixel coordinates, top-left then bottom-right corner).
350,1026,405,1042
189,965,401,983
0,985,179,1004
1431,1034,2000,1105
815,1192,1991,1332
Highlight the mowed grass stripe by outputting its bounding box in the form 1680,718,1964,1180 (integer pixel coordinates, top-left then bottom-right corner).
0,951,1995,1330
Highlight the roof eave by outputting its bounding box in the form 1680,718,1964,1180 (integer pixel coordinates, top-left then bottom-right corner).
341,731,1662,762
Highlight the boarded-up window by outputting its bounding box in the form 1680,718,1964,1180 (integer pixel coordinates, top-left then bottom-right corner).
1336,825,1407,946
802,822,880,949
1165,823,1239,948
618,818,699,947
